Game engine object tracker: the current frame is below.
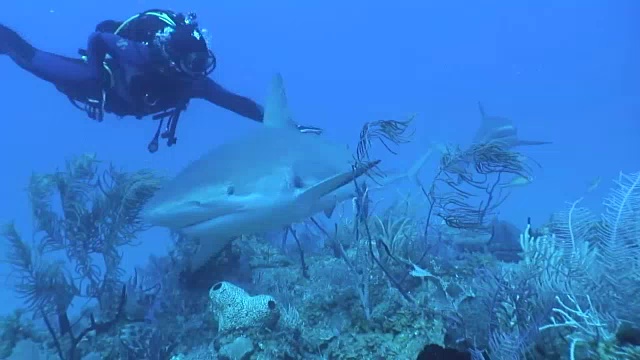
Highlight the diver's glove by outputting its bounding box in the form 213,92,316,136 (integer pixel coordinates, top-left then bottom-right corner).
85,90,106,121
297,124,323,135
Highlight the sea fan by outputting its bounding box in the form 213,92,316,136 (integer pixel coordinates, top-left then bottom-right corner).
548,198,598,290
519,230,567,294
597,171,640,286
488,330,526,360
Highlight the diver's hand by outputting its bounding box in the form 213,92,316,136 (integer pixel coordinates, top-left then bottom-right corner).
86,100,104,121
85,91,106,121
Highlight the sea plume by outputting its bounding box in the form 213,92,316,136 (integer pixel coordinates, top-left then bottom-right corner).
597,171,640,287
547,198,598,291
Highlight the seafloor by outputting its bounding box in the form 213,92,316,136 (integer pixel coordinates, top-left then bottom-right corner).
1,154,639,360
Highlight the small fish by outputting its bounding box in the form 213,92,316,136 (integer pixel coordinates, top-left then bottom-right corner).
586,176,602,193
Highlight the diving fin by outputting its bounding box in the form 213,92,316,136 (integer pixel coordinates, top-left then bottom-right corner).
0,24,35,60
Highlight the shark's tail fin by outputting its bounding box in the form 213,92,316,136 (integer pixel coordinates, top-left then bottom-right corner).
372,148,434,189
406,149,433,185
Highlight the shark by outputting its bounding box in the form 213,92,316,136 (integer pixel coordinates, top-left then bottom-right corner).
473,102,552,148
142,73,379,271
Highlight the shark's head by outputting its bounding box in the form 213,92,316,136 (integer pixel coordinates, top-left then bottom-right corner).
142,74,377,270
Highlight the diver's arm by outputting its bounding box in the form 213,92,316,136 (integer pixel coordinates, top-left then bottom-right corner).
86,32,149,80
191,77,264,122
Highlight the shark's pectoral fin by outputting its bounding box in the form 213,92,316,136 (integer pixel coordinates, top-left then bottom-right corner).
297,160,381,206
188,236,235,272
324,203,336,218
374,149,433,190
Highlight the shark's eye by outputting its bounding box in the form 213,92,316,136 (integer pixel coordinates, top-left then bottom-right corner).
212,282,222,291
293,176,304,189
226,185,235,195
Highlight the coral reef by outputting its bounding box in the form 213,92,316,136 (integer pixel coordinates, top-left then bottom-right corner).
0,132,638,360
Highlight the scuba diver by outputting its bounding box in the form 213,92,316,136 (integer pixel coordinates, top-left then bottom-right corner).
0,9,322,152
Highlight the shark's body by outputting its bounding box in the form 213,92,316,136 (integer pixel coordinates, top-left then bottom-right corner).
473,102,552,148
142,74,376,271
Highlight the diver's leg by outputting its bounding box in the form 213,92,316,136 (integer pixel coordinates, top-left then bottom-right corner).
0,24,96,89
0,24,33,58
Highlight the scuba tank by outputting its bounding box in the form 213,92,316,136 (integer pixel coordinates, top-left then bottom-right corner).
96,9,182,44
76,9,196,153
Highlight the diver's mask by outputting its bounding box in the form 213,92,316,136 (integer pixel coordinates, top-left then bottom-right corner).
154,15,216,78
176,49,216,78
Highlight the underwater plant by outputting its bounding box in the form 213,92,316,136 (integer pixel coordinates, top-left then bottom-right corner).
1,153,161,359
302,116,419,316
536,171,640,359
409,140,536,270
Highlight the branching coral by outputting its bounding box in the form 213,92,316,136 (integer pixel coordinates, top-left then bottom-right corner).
539,294,615,360
355,116,414,179
480,170,640,359
18,153,161,310
428,142,532,231
401,140,537,277
531,171,640,359
471,261,551,360
1,153,161,359
2,223,75,318
340,116,418,306
372,194,423,265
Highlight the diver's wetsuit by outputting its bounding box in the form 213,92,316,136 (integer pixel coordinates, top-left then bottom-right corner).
87,32,266,121
0,24,100,101
0,24,263,122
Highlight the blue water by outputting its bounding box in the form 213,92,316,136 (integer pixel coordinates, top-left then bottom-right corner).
0,0,637,319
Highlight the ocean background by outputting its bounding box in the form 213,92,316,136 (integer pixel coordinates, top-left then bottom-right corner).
0,0,637,329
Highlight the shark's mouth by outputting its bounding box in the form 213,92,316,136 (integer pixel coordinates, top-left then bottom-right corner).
179,216,219,235
182,218,211,229
178,208,232,231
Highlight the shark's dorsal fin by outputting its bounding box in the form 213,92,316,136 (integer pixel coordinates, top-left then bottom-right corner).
263,73,299,130
478,101,487,119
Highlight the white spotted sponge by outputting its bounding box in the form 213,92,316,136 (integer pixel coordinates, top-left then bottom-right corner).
209,281,280,333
